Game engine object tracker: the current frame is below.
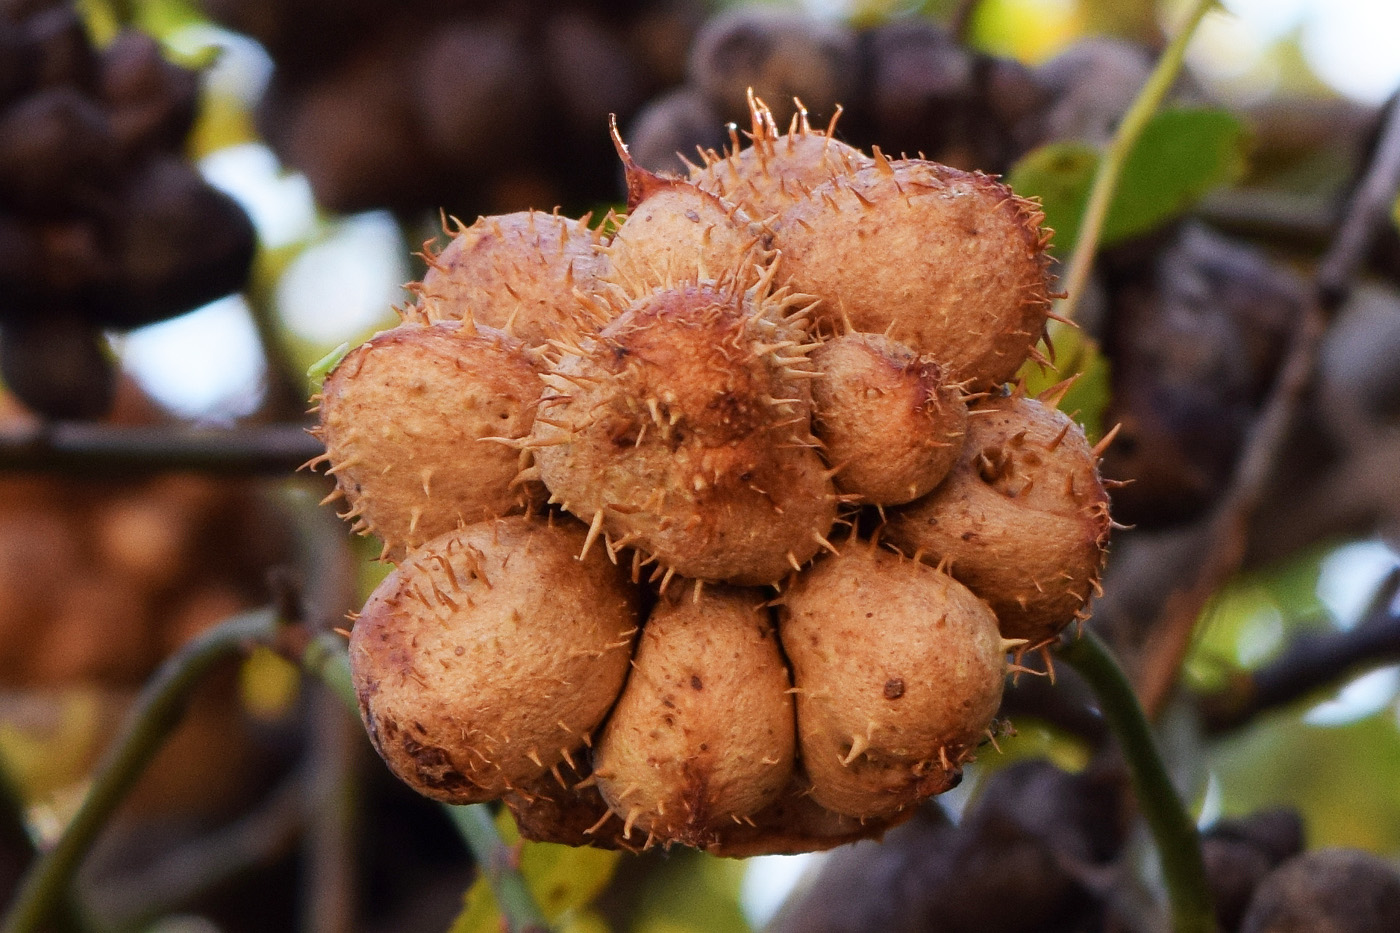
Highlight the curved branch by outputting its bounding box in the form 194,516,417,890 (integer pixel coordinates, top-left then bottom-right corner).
1059,631,1214,933
0,609,281,933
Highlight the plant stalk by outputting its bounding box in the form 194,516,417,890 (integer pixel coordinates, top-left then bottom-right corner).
1055,0,1218,324
445,805,551,933
1059,631,1214,933
0,610,281,933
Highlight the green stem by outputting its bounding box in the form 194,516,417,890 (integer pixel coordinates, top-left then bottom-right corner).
1059,631,1215,933
1055,0,1218,324
445,805,551,933
297,634,553,933
0,610,281,933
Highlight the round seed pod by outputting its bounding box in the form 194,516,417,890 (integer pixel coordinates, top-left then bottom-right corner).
705,774,916,858
778,539,1008,820
627,86,727,177
687,7,858,127
411,210,610,348
773,154,1053,390
349,516,641,804
809,332,967,506
0,313,116,421
1240,848,1400,933
531,277,839,587
605,128,770,292
313,321,543,562
884,393,1111,648
692,94,871,223
594,585,795,847
504,759,636,852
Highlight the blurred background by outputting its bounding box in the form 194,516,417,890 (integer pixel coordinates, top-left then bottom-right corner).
2,0,1400,931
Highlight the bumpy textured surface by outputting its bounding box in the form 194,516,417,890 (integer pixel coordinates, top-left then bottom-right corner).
885,393,1110,647
606,156,770,291
595,586,795,847
349,516,640,803
320,100,1105,855
314,321,543,561
810,332,967,505
779,540,1007,819
532,277,839,586
774,156,1052,390
410,210,610,347
691,100,871,222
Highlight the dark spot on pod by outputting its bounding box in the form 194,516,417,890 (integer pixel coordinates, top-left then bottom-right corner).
884,678,905,699
691,674,703,690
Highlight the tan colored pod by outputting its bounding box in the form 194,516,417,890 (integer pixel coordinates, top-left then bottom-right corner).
810,332,968,506
504,759,637,852
531,277,839,586
778,539,1008,820
773,154,1053,390
705,774,915,858
410,210,610,347
885,393,1111,648
594,585,795,847
311,321,542,561
692,95,872,223
605,122,770,292
349,516,640,803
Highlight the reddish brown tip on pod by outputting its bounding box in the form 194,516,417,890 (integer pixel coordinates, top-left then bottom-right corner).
778,539,1007,819
885,394,1111,647
314,321,544,561
349,516,640,803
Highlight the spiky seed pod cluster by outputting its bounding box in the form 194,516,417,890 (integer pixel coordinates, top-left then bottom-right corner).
314,96,1112,856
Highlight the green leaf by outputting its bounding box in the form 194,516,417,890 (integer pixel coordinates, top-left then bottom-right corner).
1017,325,1112,442
1008,108,1249,258
307,343,350,384
448,810,622,933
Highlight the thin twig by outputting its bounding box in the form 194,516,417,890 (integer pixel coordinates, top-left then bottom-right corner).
1199,568,1400,733
1136,91,1400,718
0,610,282,933
0,423,322,475
1054,0,1218,325
1059,631,1214,933
297,635,554,933
445,805,551,933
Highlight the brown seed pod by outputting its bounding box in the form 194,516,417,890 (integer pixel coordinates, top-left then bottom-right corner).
311,321,543,562
809,332,968,506
778,538,1009,820
410,210,610,348
594,585,795,847
349,516,641,804
604,120,770,292
705,773,916,858
530,275,840,586
773,153,1053,389
503,758,637,852
884,392,1112,648
692,94,871,223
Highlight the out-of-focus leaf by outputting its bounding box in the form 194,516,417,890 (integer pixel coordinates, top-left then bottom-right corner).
239,646,301,719
1009,142,1099,260
632,850,750,933
1209,709,1400,853
1392,193,1400,231
449,809,622,933
1008,108,1249,257
1016,324,1112,441
968,0,1082,63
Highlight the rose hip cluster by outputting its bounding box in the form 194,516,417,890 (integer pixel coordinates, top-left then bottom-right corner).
312,98,1112,855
